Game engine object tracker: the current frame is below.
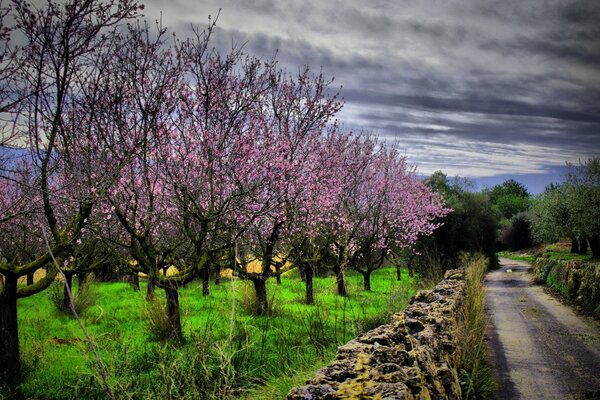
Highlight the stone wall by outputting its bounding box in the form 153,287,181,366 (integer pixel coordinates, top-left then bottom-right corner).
532,258,600,315
288,269,466,400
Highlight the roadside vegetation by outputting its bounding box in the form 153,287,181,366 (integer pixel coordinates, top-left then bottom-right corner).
498,158,600,262
457,255,497,400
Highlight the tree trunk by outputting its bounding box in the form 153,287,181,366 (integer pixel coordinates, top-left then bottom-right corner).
251,278,269,315
214,267,221,285
202,266,210,296
570,237,579,254
164,284,182,340
408,263,414,278
146,278,155,301
304,264,314,305
78,272,89,287
63,272,74,311
363,271,372,291
333,264,347,296
130,274,140,291
275,271,282,285
396,264,402,281
578,238,589,255
299,265,306,282
0,275,20,382
26,272,34,286
589,235,600,259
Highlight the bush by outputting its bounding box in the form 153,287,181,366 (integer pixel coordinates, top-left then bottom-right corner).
238,281,281,316
501,212,535,251
144,298,179,341
48,276,98,315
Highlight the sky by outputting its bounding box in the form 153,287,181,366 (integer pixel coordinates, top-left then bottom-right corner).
32,0,600,192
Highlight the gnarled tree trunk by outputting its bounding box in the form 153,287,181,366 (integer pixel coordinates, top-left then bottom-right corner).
146,278,155,301
303,264,314,305
164,283,182,340
63,272,74,311
251,277,269,315
362,270,372,291
589,235,600,259
578,238,589,255
130,274,140,291
201,266,210,296
0,275,20,382
333,264,347,296
570,237,579,254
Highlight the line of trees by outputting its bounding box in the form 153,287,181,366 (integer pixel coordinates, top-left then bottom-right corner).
529,158,600,259
0,0,449,382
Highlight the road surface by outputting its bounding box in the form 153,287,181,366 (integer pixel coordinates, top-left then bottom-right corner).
485,258,600,399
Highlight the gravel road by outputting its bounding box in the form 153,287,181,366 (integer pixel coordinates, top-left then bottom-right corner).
485,258,600,399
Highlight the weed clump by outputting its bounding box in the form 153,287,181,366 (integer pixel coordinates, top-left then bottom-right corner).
144,298,179,341
456,255,496,399
48,277,98,315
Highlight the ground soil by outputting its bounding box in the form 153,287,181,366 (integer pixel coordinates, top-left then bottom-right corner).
486,258,600,400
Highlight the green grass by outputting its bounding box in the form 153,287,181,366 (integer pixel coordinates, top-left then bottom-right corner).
13,266,416,399
496,250,535,263
498,241,593,263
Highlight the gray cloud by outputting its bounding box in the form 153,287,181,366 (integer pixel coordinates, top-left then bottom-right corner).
142,0,600,180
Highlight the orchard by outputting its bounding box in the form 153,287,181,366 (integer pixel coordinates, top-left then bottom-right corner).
0,0,450,394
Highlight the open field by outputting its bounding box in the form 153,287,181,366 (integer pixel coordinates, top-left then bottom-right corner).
498,241,595,263
10,267,415,399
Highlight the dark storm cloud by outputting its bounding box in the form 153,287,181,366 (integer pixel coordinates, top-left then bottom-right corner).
143,0,600,178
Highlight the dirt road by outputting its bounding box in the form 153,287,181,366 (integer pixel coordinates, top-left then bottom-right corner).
485,258,600,399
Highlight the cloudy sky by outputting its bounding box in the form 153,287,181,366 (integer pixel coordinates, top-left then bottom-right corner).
143,0,600,192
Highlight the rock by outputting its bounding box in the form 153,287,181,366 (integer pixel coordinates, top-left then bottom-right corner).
287,270,466,400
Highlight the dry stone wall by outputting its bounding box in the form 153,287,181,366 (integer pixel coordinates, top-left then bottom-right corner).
532,258,600,316
288,269,466,400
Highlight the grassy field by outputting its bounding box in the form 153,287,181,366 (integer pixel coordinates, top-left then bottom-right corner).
11,267,416,399
498,241,594,263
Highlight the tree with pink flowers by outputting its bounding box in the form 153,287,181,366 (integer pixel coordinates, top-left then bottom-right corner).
0,0,141,381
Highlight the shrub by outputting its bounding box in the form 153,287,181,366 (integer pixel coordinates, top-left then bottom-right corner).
48,276,98,315
144,299,178,341
237,281,281,316
500,212,534,251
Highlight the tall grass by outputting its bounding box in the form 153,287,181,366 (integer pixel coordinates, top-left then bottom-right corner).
456,255,497,399
48,277,99,315
14,266,416,399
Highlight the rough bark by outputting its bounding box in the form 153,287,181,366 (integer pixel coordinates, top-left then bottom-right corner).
146,278,155,301
589,234,600,259
570,237,580,254
0,275,20,382
251,278,269,315
201,266,210,296
214,266,221,285
333,264,347,296
304,264,314,305
164,284,182,340
130,274,140,291
63,272,74,311
362,270,372,291
578,238,589,255
78,272,89,287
